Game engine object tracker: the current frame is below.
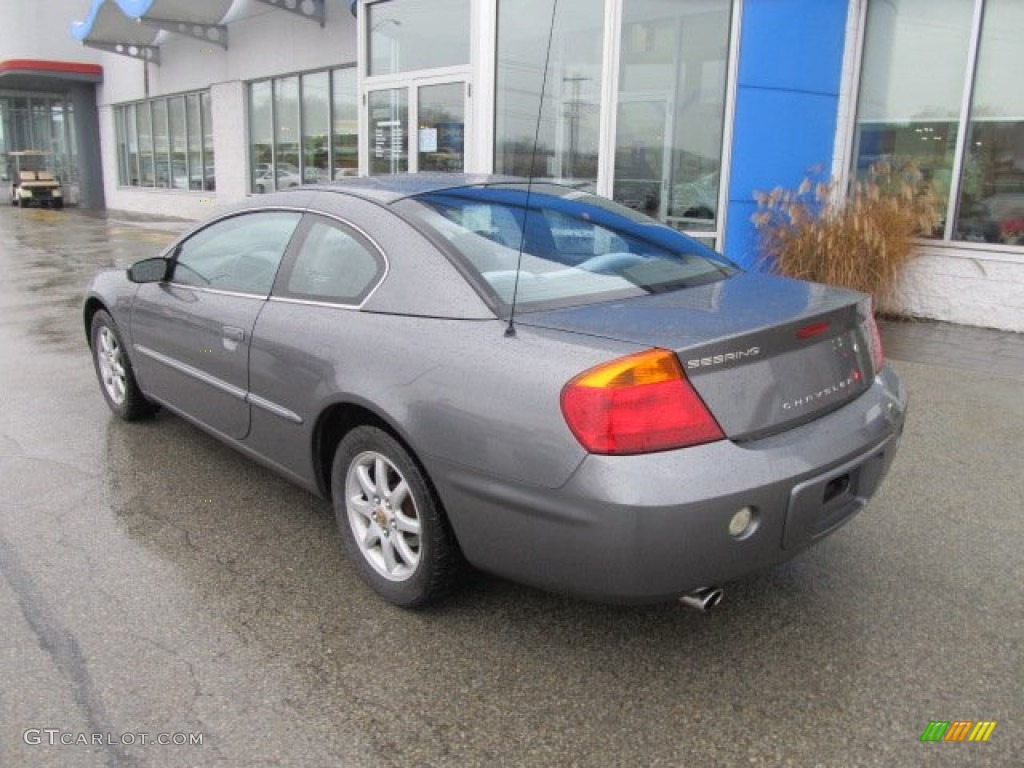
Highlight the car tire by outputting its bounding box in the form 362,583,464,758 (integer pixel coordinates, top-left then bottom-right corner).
90,310,156,421
53,200,63,210
332,426,461,607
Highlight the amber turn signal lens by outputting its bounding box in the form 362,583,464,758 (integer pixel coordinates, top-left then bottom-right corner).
560,349,725,455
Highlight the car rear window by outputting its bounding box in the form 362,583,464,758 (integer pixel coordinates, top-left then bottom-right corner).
395,183,737,313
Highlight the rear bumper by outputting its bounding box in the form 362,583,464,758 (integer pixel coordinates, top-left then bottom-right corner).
429,367,907,602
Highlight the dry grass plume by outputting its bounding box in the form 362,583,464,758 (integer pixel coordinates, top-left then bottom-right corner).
752,163,940,308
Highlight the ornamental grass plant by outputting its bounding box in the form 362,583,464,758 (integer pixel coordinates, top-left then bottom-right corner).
751,163,941,310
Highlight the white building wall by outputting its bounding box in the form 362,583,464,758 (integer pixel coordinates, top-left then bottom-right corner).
891,247,1024,332
96,0,357,219
1,0,101,63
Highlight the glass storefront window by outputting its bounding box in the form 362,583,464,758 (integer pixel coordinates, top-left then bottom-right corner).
201,91,214,191
302,71,330,185
615,0,732,230
250,67,358,192
151,99,169,188
494,0,604,185
137,102,155,187
168,96,187,190
250,80,273,192
332,67,358,178
853,0,975,237
186,93,203,191
274,77,300,191
113,91,211,190
954,0,1024,245
367,0,470,77
125,104,140,187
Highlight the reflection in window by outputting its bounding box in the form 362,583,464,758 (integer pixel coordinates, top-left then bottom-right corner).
418,82,464,172
250,67,357,193
615,0,732,233
186,93,203,191
173,212,302,295
369,88,409,175
250,80,273,192
954,0,1024,245
168,96,187,190
137,102,154,186
282,218,384,303
201,91,215,191
113,91,211,191
152,99,169,188
853,0,974,237
302,71,330,185
125,104,140,186
495,0,603,185
367,0,470,76
333,67,358,178
2,94,76,190
274,77,300,190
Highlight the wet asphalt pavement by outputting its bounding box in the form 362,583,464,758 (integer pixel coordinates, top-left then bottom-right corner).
1,204,1021,767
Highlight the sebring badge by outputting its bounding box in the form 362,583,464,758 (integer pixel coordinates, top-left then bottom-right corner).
686,346,761,370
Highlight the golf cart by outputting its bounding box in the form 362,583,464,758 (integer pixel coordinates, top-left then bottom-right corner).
7,151,64,209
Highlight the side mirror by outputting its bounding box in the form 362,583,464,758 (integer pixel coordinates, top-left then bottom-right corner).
127,257,170,284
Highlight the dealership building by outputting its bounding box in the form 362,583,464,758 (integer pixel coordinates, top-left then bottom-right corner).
1,0,1021,331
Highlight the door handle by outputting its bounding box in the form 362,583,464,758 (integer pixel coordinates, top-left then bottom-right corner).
223,326,245,343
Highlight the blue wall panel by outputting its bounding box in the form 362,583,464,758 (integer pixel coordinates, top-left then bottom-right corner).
724,0,850,269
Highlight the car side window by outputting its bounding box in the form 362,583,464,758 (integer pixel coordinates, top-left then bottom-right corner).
275,215,385,304
171,211,302,295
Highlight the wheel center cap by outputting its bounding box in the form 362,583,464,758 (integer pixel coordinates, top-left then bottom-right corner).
373,505,390,529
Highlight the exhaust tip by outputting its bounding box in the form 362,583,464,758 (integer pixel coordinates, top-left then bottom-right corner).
680,586,724,612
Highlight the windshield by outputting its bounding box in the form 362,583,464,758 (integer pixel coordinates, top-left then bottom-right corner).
396,183,737,313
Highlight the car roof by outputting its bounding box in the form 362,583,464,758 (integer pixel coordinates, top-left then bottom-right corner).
297,172,526,204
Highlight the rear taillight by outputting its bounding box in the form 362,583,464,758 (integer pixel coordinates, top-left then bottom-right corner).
866,304,885,375
560,349,724,455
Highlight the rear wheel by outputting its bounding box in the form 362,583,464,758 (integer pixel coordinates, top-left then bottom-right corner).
90,310,155,421
331,426,460,607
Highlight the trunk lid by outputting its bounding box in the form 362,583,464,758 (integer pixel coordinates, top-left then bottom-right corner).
519,273,877,441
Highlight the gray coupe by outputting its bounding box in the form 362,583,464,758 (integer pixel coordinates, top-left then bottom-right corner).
84,174,907,607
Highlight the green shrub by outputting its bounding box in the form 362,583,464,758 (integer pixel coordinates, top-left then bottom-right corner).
751,163,940,309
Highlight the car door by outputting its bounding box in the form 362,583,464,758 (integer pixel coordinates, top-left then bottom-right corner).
130,210,302,439
245,212,388,475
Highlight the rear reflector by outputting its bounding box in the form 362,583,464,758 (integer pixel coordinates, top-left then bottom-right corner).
560,349,724,455
866,305,885,375
797,320,832,339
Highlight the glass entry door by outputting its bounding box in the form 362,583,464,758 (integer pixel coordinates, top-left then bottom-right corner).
614,95,672,220
366,79,468,175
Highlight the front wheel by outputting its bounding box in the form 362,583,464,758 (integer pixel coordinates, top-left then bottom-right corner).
331,426,461,607
90,310,155,421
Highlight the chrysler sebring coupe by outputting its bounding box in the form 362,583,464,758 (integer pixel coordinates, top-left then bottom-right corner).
84,174,906,608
